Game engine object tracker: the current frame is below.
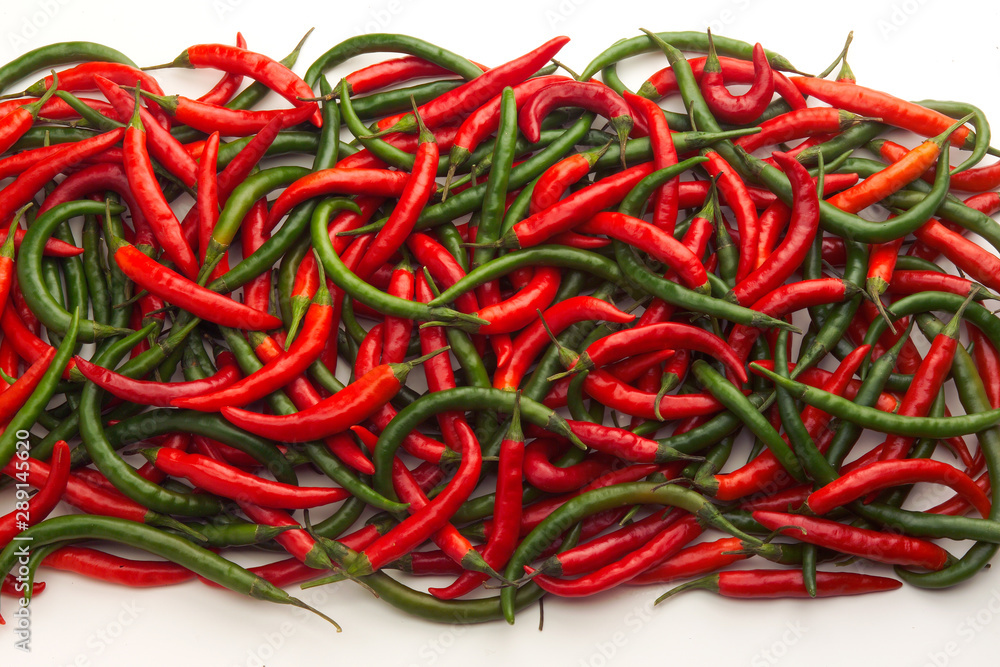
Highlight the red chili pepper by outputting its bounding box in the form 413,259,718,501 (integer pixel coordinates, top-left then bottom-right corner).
144,447,348,509
0,349,54,418
577,211,710,292
381,259,416,364
526,514,703,597
523,438,614,493
195,33,247,104
3,456,173,529
265,168,410,231
94,75,198,187
236,503,336,570
406,232,479,314
149,89,318,137
220,348,444,442
564,321,746,384
639,55,806,111
109,236,281,330
41,546,193,587
873,137,1000,193
567,421,696,464
135,432,190,485
122,97,199,278
700,34,774,124
581,368,723,421
752,510,951,570
345,55,465,97
878,294,974,461
887,271,992,300
374,36,570,133
25,61,171,127
519,79,635,157
728,278,858,365
350,419,484,575
0,78,60,154
501,162,655,249
239,200,271,313
807,459,991,518
970,325,1000,410
702,150,758,282
493,296,634,390
528,143,609,215
657,569,903,601
156,42,321,125
791,76,973,148
735,107,867,153
432,399,526,599
355,115,438,281
729,151,819,306
73,351,239,407
194,130,221,264
242,335,366,475
0,127,124,225
174,284,332,411
470,266,562,335
912,218,1000,294
413,272,465,450
0,440,69,546
536,510,683,578
624,91,680,232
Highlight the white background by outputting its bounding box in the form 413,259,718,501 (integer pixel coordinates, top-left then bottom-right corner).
2,0,1000,665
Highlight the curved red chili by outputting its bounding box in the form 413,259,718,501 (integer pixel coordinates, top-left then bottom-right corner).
110,237,281,330
700,34,774,124
752,510,950,570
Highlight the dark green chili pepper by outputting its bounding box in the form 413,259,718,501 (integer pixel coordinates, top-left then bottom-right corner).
472,87,518,269
429,247,628,307
80,325,223,517
201,166,310,284
313,75,341,171
579,31,800,83
773,330,838,486
592,127,760,172
0,309,79,469
0,515,337,626
417,113,596,229
18,200,131,341
81,215,111,325
305,33,483,88
311,198,486,331
692,360,806,483
501,481,766,623
916,99,990,174
372,387,584,501
0,41,136,93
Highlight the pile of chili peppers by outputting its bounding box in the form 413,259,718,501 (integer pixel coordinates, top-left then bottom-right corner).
1,27,1000,630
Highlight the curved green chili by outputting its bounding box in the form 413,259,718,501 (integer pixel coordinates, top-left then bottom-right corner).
18,201,130,341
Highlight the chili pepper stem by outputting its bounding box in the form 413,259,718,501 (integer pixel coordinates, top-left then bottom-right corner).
816,31,854,79
654,574,719,603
